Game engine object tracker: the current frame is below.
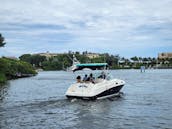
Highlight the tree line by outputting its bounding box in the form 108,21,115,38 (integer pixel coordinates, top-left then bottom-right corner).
1,33,172,75
19,52,172,70
19,53,119,70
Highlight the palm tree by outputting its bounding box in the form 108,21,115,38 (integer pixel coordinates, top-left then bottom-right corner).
0,33,6,47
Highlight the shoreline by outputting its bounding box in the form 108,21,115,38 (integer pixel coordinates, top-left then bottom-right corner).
0,73,36,85
0,57,37,85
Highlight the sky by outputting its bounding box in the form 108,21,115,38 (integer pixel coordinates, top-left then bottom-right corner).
0,0,172,58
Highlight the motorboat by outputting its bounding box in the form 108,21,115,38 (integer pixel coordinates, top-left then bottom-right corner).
65,63,125,100
66,55,80,72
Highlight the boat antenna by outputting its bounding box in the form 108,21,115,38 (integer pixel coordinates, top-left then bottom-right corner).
72,55,80,65
67,54,73,62
67,54,80,64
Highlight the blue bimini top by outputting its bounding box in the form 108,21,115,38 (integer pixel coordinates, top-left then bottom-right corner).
73,63,108,72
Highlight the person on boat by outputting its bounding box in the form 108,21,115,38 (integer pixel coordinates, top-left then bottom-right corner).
83,74,88,82
98,71,106,79
76,76,82,83
87,73,95,83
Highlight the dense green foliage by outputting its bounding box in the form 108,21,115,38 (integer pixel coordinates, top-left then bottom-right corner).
19,53,119,70
19,54,46,67
0,73,6,84
19,52,172,71
0,57,37,83
0,33,6,47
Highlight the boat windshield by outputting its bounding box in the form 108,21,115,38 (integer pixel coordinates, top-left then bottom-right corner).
75,71,111,84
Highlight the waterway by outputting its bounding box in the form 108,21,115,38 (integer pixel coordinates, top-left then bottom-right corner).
0,70,172,129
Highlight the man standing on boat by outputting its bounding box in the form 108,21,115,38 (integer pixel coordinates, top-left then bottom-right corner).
87,73,95,83
83,74,88,82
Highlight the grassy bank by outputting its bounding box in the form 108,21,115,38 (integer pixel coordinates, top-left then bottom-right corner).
0,57,37,84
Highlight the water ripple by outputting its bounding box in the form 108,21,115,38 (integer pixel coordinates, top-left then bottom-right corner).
0,70,172,129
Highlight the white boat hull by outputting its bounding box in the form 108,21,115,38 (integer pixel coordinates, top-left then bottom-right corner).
66,79,125,100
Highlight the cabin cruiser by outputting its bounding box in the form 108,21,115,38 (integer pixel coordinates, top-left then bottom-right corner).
66,55,80,72
65,63,125,100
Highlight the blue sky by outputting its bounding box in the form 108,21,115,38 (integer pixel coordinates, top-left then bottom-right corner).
0,0,172,58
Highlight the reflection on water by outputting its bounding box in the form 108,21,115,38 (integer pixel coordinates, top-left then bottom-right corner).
0,83,9,104
0,70,172,129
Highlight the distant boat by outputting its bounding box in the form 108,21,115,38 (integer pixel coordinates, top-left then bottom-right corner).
66,55,80,72
66,62,125,100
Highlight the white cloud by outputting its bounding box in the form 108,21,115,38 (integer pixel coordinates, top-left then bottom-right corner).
0,0,172,57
